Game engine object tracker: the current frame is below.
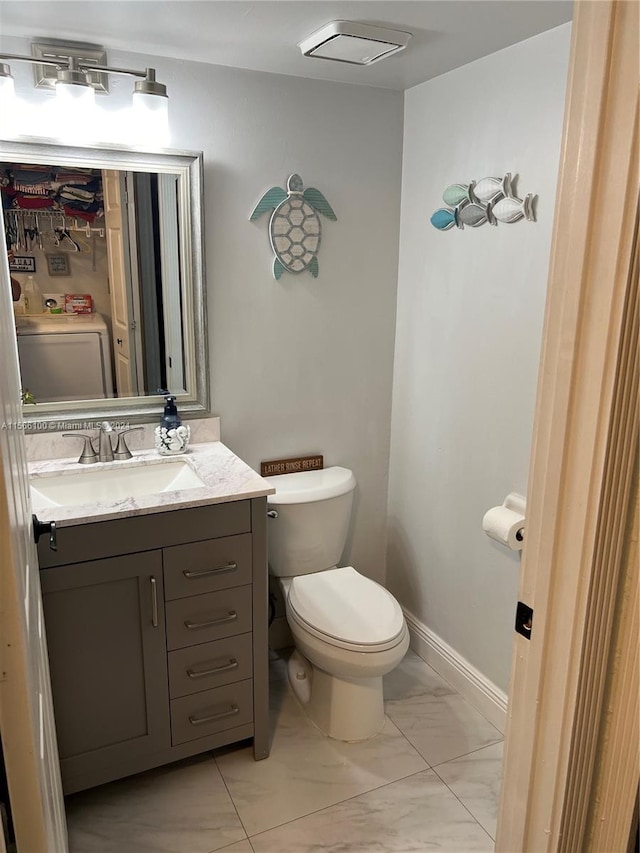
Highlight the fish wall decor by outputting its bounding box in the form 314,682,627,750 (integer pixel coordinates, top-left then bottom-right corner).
472,174,512,205
457,202,489,228
442,183,473,207
430,208,457,231
492,193,535,224
430,172,536,232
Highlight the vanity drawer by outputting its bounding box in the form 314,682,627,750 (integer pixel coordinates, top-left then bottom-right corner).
163,534,252,600
165,585,252,650
170,678,253,745
38,501,252,569
168,633,253,698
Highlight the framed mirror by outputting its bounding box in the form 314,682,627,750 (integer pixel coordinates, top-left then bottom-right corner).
1,139,208,429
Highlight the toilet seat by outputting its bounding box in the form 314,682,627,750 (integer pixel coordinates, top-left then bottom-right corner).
287,567,406,653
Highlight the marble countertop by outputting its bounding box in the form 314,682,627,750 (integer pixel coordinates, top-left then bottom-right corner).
29,441,275,528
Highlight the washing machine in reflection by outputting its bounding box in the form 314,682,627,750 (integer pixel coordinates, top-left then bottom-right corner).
16,313,115,403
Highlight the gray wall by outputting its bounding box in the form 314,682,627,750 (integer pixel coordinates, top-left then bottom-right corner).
4,24,574,690
387,24,572,691
2,36,404,584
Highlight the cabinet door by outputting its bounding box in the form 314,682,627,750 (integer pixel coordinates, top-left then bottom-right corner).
40,551,170,793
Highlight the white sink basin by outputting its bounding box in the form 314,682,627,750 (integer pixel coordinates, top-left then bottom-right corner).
30,459,206,511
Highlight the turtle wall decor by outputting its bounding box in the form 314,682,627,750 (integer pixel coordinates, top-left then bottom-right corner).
250,174,337,279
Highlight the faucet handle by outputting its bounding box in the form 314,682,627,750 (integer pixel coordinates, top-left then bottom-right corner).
113,426,144,461
62,433,98,465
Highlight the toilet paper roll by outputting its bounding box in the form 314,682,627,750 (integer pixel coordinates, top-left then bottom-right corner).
482,506,525,551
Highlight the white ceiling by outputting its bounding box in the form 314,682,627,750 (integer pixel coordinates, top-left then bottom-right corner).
0,1,572,91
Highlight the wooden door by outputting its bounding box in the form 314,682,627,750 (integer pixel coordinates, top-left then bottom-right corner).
40,551,171,794
496,1,639,849
103,169,137,396
0,242,67,849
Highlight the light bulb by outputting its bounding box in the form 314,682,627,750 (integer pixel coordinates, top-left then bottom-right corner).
54,63,96,142
132,91,169,145
55,81,95,106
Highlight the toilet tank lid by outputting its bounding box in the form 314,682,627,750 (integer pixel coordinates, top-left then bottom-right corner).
265,466,355,505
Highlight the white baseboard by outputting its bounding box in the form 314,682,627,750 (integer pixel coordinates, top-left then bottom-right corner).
402,608,508,734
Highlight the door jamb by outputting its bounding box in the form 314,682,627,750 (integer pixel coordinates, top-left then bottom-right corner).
496,1,639,849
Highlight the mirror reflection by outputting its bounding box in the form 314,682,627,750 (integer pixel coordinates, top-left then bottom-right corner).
3,160,185,404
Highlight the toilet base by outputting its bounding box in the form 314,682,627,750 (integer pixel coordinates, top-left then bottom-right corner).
293,662,385,742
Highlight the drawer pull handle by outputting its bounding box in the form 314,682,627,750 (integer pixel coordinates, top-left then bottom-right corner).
189,704,240,726
184,611,238,630
183,562,238,579
150,576,159,628
186,658,239,679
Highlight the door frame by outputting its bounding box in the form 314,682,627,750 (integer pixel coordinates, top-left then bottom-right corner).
0,247,67,849
103,167,138,397
496,0,639,849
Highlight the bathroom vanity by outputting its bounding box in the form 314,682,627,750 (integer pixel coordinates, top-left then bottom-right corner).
33,441,274,795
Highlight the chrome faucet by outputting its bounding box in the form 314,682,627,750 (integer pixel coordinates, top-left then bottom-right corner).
62,424,143,464
98,421,114,463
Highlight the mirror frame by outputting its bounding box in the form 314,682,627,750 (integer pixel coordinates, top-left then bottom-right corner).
0,138,209,430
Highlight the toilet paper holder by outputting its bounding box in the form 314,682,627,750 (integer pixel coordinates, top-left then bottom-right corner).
503,493,526,542
482,492,526,550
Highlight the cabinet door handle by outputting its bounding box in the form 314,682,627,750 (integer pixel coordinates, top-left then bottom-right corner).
184,611,238,630
188,704,240,726
186,658,239,679
33,515,58,551
150,576,159,627
183,562,237,579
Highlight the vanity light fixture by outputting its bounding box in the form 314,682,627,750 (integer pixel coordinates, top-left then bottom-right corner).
0,43,170,144
299,21,411,66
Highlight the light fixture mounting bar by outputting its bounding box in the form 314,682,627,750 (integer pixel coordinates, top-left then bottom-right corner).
31,40,109,92
0,52,63,69
86,64,147,79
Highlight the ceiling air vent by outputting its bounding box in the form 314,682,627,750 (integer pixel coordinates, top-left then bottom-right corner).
299,21,411,66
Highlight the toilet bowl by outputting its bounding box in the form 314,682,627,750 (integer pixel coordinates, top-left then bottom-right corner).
266,467,409,741
281,567,409,740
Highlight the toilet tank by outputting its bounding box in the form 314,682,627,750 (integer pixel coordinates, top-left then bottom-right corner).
265,467,356,577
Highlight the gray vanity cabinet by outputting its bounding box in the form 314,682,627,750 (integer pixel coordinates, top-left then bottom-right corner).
38,498,269,795
40,552,171,792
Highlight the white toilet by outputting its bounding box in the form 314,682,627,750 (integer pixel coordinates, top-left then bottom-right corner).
266,466,409,741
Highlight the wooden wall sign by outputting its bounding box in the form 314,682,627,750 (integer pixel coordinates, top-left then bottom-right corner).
260,454,324,477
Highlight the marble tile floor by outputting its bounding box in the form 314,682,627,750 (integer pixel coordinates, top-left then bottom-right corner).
66,650,504,853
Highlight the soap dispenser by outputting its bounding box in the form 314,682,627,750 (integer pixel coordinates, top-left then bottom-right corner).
154,394,191,455
161,395,181,429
